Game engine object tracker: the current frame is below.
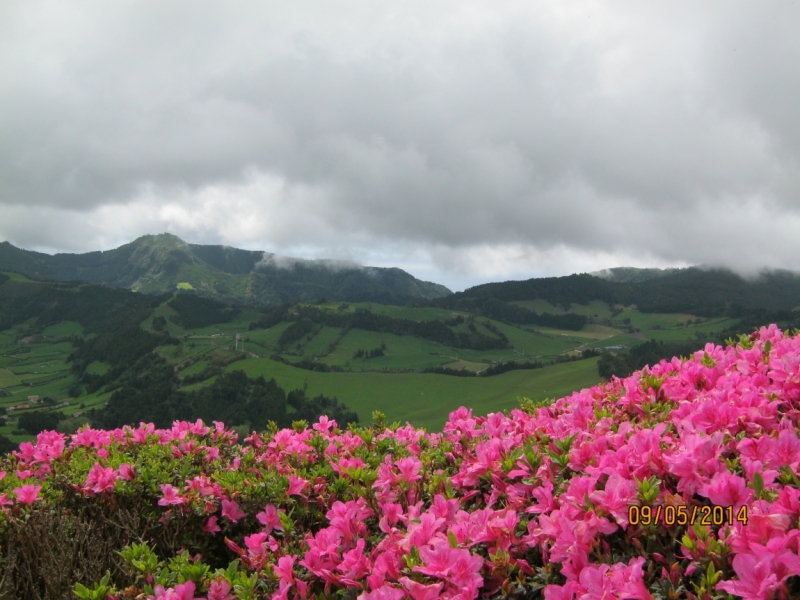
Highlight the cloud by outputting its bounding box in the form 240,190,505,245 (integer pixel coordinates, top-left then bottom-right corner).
1,1,799,290
255,252,365,273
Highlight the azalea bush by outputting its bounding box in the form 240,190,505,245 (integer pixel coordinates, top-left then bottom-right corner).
1,325,800,599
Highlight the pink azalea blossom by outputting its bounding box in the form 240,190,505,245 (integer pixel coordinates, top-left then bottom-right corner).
256,503,284,534
221,498,246,522
207,579,234,600
158,484,187,506
399,577,443,600
118,463,135,481
13,484,42,505
287,474,309,496
203,515,221,534
357,585,404,600
716,552,780,599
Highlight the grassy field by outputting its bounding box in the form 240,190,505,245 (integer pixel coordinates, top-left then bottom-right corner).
229,355,602,431
0,332,78,442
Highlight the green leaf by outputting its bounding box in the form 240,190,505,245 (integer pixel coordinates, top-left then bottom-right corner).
448,530,458,548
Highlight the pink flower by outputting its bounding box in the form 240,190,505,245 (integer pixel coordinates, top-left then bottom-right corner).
399,577,443,600
589,474,637,526
716,553,780,599
118,463,135,481
701,472,753,509
207,579,234,600
274,555,296,584
83,462,118,494
176,581,200,600
158,484,187,506
313,415,337,432
221,499,246,522
204,516,221,534
394,456,422,484
357,585,404,600
256,503,284,534
287,475,309,497
13,484,42,505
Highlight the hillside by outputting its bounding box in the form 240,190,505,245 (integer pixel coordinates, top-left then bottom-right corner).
4,255,800,442
3,265,793,439
0,234,451,306
433,267,800,317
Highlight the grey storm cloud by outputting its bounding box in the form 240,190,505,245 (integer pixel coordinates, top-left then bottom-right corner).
1,1,799,289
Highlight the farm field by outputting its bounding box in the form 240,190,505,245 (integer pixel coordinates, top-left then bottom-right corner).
228,355,602,431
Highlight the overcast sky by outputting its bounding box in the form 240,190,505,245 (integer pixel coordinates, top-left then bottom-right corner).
2,1,799,291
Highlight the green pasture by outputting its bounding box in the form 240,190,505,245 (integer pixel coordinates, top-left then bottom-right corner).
1,271,34,282
179,360,210,378
0,368,24,388
42,321,84,337
243,322,293,349
643,318,740,342
509,299,565,314
368,304,465,322
85,361,110,376
491,321,586,357
568,301,614,318
188,310,262,337
228,355,602,431
298,326,344,357
533,323,624,340
323,330,452,370
611,309,698,330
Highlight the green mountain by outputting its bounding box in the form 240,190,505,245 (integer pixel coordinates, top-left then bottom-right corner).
0,234,451,306
436,267,800,316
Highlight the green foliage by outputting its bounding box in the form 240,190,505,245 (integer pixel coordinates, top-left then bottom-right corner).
73,572,113,600
286,389,359,426
353,344,385,359
278,318,317,347
18,410,62,435
597,339,705,379
169,293,241,328
0,433,16,454
98,363,357,430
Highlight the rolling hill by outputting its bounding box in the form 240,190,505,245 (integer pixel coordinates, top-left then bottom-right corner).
433,267,800,316
0,234,451,306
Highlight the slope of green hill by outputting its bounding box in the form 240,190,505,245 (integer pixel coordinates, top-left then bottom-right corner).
437,268,800,316
0,234,451,306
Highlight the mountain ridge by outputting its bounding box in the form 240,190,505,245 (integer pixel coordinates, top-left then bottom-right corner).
0,234,451,306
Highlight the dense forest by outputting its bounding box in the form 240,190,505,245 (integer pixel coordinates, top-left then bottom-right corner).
0,277,168,333
453,269,800,316
169,293,241,329
97,364,358,430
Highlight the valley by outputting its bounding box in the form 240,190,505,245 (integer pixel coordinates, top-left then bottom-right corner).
2,263,783,442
